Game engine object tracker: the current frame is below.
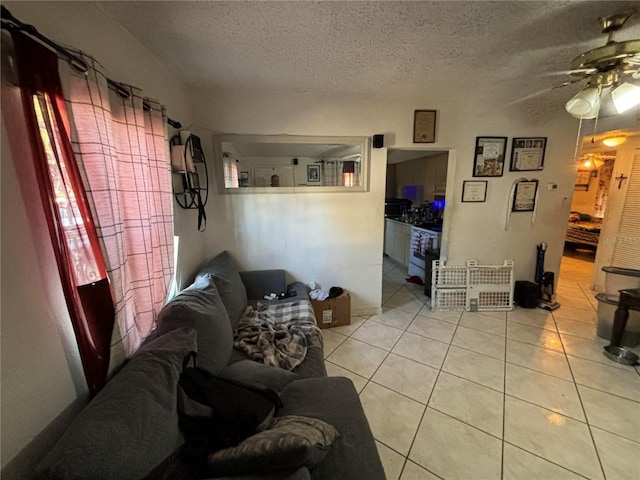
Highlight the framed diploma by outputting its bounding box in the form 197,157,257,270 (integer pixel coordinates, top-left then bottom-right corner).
413,110,437,143
462,180,488,202
512,180,539,212
510,137,547,171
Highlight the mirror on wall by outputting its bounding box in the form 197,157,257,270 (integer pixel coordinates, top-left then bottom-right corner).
213,134,370,193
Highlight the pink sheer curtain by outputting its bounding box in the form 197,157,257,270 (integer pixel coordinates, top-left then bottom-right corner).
61,54,174,366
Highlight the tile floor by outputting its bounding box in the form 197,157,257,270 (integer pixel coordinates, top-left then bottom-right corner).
323,253,640,479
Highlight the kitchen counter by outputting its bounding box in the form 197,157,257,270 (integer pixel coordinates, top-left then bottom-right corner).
386,217,442,234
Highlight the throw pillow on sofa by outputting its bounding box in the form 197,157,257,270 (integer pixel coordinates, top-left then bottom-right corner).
34,328,197,480
157,275,232,374
196,250,248,328
206,415,339,476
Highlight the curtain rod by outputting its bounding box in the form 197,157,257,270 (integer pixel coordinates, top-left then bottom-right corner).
1,6,182,129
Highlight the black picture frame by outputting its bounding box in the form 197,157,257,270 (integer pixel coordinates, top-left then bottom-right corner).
307,165,320,182
473,137,507,177
512,180,539,212
461,180,488,202
413,110,437,143
509,137,547,171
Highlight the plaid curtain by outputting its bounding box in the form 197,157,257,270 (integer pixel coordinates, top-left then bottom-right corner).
61,55,174,368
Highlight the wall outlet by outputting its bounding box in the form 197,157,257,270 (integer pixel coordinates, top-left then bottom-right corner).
547,183,558,191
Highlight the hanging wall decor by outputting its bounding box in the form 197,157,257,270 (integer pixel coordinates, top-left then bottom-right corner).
413,110,437,143
512,179,539,212
472,136,507,177
509,137,547,171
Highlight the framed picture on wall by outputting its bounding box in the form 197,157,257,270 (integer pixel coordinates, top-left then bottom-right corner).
461,180,487,202
413,110,437,143
512,179,539,212
472,136,507,177
510,137,547,171
307,165,320,182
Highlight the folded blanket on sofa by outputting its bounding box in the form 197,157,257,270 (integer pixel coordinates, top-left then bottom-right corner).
234,301,322,371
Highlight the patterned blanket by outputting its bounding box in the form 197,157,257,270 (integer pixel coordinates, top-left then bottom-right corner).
233,300,323,371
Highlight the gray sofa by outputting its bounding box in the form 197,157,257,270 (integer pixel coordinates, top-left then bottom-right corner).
34,251,384,480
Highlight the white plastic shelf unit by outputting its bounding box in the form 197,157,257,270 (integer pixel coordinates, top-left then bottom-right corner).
431,261,467,311
466,260,514,311
431,260,514,312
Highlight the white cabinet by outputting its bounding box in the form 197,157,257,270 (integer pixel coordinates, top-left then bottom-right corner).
384,219,411,266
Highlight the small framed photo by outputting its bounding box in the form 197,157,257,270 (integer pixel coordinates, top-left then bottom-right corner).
461,180,488,202
510,137,547,171
512,180,539,212
473,137,507,177
307,164,320,182
413,110,437,143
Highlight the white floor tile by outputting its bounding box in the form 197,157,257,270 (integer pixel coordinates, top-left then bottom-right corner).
326,337,388,379
407,315,457,344
360,382,425,455
567,355,640,402
578,385,640,443
372,353,439,404
560,333,629,368
552,304,598,324
320,328,347,357
506,339,572,380
409,408,502,480
507,308,556,331
591,427,640,480
330,315,367,336
352,319,404,351
385,292,426,315
502,443,585,480
505,363,585,422
372,307,417,331
428,371,503,437
452,326,506,360
507,322,564,352
324,361,368,393
376,440,405,480
459,311,506,336
441,346,504,391
392,332,449,369
554,316,599,340
417,307,462,325
504,396,603,480
400,461,441,480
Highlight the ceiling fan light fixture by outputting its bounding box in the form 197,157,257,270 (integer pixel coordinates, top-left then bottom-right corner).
602,135,627,146
611,82,640,113
566,86,601,117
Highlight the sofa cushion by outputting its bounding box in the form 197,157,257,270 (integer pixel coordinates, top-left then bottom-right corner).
219,360,299,392
207,415,338,476
157,275,232,373
277,377,386,480
34,328,197,480
197,251,248,328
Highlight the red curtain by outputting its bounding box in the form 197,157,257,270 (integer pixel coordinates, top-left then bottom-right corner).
12,31,115,396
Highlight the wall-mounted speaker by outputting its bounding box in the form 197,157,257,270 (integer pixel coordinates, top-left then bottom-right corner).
293,158,299,165
372,134,384,149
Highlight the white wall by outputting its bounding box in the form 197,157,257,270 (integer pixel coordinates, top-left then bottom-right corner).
1,1,196,470
189,89,584,314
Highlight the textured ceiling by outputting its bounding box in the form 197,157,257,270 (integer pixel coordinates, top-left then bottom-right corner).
96,1,640,117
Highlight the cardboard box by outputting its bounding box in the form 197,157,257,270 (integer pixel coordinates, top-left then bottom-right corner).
311,291,351,329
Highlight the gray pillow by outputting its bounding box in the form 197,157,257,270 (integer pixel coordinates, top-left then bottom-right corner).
207,415,339,476
196,251,248,328
219,360,299,392
157,275,232,373
34,328,197,480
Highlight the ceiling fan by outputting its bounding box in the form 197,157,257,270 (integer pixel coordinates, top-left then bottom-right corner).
562,11,640,118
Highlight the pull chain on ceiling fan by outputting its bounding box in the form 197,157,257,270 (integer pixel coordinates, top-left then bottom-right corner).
565,12,640,119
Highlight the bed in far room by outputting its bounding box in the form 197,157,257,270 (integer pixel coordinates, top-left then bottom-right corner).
565,212,601,248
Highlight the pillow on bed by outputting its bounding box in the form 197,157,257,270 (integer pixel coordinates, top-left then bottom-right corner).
207,415,339,476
